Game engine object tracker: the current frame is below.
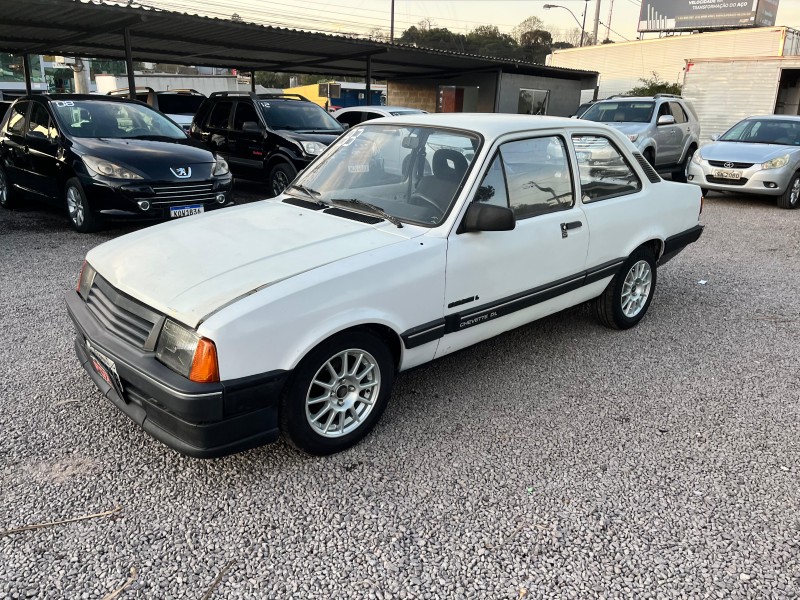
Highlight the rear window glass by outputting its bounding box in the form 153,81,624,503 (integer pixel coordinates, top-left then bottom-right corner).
156,94,206,115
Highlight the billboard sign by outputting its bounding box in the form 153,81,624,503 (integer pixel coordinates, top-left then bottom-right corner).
638,0,779,32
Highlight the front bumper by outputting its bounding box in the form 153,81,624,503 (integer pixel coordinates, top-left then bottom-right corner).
66,290,287,458
80,172,235,221
687,161,790,196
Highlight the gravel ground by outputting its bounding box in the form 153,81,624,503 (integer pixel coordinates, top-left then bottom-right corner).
0,185,798,599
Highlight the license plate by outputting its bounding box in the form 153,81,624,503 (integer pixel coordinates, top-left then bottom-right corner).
576,151,591,161
712,169,741,180
170,204,204,218
86,340,124,397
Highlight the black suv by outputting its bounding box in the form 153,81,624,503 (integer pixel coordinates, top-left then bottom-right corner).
0,95,233,232
190,92,345,196
107,87,206,132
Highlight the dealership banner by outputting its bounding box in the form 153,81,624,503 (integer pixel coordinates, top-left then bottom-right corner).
638,0,779,32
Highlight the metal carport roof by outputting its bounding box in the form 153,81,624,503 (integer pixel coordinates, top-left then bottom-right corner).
0,0,596,82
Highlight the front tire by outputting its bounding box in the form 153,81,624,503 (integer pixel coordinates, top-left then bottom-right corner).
268,162,297,197
65,178,99,233
0,164,18,209
595,247,658,330
777,172,800,209
673,145,696,183
281,330,395,455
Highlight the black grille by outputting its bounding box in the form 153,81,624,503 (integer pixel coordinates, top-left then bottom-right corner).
706,176,748,186
632,152,661,183
150,182,217,205
86,276,161,348
709,160,753,169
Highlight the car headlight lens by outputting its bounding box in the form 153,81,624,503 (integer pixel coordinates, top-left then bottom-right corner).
82,155,143,179
692,150,703,164
213,156,229,176
761,154,790,170
155,319,219,382
628,134,639,142
77,261,96,300
300,141,326,156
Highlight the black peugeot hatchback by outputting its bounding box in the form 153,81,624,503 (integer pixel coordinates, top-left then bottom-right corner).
0,94,233,232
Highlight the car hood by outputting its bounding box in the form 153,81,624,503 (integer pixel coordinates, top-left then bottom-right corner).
699,141,796,163
73,137,215,179
276,130,343,144
85,201,419,328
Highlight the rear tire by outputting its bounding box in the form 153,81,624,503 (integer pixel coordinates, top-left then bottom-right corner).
596,247,658,330
268,162,297,198
281,330,395,456
65,178,100,233
0,164,18,209
672,145,696,183
777,172,800,209
643,148,655,167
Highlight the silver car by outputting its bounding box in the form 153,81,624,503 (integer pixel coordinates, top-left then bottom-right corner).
687,115,800,209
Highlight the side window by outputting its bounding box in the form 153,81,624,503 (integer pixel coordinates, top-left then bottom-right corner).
207,101,233,129
670,102,688,124
232,102,259,131
474,154,509,208
572,135,642,202
498,136,573,219
7,102,28,136
337,112,362,128
361,111,380,122
657,102,671,119
27,103,56,141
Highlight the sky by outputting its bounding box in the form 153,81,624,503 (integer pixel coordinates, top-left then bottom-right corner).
138,0,800,44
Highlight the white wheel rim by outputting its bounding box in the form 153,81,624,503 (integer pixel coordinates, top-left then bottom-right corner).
305,348,381,438
790,177,800,206
621,260,652,318
67,186,84,226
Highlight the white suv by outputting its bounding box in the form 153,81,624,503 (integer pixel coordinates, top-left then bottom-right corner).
580,94,701,181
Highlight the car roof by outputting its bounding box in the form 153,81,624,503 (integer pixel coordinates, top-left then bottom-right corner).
365,113,607,137
739,115,800,121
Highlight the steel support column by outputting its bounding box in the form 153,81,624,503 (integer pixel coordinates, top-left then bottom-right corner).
365,55,372,103
123,27,136,99
22,53,32,95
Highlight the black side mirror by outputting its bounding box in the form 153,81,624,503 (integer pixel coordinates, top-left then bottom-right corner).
462,202,515,232
242,121,262,133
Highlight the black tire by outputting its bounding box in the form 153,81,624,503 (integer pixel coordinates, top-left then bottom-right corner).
701,188,710,196
777,172,800,209
672,145,696,183
643,148,656,167
0,164,18,209
268,162,297,198
65,178,100,233
595,247,658,330
280,330,395,456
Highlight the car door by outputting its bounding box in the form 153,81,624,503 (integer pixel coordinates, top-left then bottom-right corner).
669,102,691,161
228,100,266,177
200,100,233,158
24,102,60,200
653,102,680,166
438,134,589,358
1,101,31,190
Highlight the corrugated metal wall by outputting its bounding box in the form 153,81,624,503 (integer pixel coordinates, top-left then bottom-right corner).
548,27,794,101
681,58,800,143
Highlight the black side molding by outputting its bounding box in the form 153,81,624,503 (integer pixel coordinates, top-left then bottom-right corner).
661,224,704,265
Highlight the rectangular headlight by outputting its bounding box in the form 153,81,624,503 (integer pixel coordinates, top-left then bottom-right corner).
156,319,200,378
77,261,96,300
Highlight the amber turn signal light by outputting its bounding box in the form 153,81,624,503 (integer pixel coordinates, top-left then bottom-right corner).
189,338,220,383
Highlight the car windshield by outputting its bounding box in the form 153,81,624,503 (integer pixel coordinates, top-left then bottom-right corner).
581,101,655,123
51,100,186,139
156,94,206,115
258,99,344,132
288,124,480,227
719,118,800,145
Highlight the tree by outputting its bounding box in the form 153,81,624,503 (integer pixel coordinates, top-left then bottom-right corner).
519,29,553,64
627,71,682,96
465,25,519,59
512,16,545,44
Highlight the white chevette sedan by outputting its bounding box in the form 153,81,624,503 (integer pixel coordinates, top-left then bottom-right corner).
66,114,704,458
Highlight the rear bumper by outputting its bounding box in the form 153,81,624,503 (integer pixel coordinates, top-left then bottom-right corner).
660,224,704,265
66,291,287,458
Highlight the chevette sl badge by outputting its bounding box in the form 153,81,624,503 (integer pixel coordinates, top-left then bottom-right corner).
170,167,192,178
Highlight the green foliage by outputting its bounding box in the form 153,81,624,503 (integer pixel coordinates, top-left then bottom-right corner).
627,72,682,96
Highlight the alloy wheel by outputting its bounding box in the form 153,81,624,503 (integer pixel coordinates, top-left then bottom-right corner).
621,260,652,318
0,170,7,204
790,177,800,206
66,186,84,227
272,170,290,196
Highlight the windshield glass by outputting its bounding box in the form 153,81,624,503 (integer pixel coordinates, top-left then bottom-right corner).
258,99,344,132
720,118,800,145
289,124,480,227
51,100,186,139
581,101,655,123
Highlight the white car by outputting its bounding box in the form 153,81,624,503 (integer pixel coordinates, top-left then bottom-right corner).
331,105,426,128
66,114,704,458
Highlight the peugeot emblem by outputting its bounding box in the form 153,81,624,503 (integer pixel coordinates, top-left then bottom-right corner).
170,167,192,178
723,162,735,169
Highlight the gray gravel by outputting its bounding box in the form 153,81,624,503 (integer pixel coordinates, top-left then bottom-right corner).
0,187,798,599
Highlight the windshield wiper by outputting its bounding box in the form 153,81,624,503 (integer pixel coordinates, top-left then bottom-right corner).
330,198,403,228
287,183,327,205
